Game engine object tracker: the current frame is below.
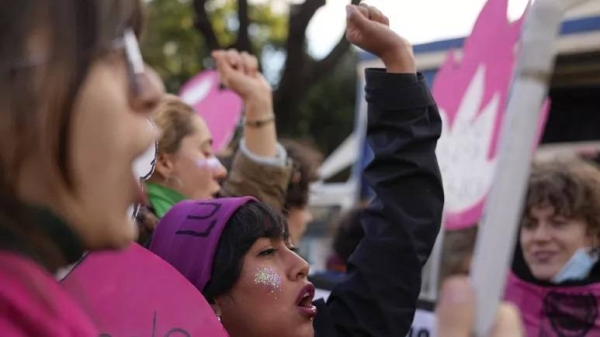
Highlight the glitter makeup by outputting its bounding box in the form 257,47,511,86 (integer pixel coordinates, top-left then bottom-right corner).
254,267,282,296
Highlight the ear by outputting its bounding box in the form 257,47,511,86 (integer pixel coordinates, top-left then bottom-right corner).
154,152,174,179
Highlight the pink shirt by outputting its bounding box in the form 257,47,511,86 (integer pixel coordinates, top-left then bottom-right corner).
0,251,97,337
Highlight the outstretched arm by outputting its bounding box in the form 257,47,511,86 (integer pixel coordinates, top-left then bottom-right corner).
214,50,292,211
313,4,443,336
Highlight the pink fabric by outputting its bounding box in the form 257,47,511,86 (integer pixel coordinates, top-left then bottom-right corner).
62,243,229,337
0,251,97,337
505,272,600,337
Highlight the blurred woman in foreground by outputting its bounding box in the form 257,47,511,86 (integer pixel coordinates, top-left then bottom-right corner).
0,0,164,334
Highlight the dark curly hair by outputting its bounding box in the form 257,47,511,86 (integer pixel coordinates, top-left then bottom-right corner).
523,159,600,236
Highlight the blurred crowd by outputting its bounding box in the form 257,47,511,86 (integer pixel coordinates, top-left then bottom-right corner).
1,1,598,337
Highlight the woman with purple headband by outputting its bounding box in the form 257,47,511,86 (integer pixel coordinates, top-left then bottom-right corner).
151,4,437,336
150,4,522,337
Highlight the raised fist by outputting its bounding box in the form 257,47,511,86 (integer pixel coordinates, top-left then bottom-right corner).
211,49,272,101
346,4,415,73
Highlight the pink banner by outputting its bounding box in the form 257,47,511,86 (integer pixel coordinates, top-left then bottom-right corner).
179,70,243,153
61,243,228,337
432,0,549,230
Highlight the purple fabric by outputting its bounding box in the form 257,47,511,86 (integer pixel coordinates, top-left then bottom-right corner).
149,197,256,292
505,272,600,336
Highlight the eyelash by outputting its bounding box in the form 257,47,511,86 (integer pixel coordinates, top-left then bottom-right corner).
259,248,277,257
258,246,299,257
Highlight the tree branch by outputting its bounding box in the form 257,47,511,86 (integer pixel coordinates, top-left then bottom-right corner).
306,0,360,82
308,36,350,83
193,0,221,51
289,0,326,37
279,0,327,88
234,0,252,52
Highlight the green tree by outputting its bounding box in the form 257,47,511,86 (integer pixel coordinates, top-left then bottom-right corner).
142,0,359,155
142,0,287,93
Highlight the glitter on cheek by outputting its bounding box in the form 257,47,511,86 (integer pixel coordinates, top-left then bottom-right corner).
254,267,282,296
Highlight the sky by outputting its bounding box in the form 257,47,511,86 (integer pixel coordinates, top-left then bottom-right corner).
255,0,532,83
305,0,532,58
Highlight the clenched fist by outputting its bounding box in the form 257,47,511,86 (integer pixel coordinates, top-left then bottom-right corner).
346,4,415,73
211,49,272,102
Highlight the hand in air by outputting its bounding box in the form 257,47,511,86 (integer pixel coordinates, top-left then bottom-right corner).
437,277,524,337
345,3,415,73
212,49,272,102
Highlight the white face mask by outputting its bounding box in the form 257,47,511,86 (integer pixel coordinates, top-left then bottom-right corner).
552,248,599,284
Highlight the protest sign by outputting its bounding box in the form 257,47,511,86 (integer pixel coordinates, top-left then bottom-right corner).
61,243,228,337
433,0,549,231
180,70,243,152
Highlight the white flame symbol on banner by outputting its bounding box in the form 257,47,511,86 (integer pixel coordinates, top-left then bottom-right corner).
436,65,500,214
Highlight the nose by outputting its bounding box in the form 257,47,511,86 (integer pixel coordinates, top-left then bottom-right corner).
213,160,228,180
531,223,552,242
131,65,165,115
288,249,310,281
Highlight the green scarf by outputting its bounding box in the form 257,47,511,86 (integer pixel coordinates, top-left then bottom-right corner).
145,182,187,218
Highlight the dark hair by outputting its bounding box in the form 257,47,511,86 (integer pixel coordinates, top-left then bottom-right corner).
523,159,600,235
281,140,320,211
0,0,144,271
202,202,289,302
332,206,366,263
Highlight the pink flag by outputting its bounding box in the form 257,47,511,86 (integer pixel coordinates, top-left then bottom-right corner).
179,70,243,153
432,0,550,230
61,243,229,337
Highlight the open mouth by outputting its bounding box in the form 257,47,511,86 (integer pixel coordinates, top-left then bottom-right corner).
532,250,557,263
296,284,317,319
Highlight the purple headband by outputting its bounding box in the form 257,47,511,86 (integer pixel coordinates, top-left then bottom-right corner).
149,197,257,293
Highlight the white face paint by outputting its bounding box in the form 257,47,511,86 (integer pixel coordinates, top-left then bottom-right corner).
196,156,222,169
129,119,158,218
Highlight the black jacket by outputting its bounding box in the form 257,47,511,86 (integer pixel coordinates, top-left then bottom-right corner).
313,69,444,337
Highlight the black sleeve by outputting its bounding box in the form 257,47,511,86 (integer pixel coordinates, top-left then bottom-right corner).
313,68,444,337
